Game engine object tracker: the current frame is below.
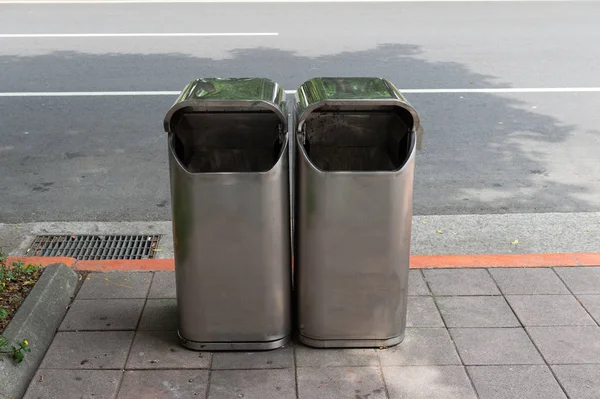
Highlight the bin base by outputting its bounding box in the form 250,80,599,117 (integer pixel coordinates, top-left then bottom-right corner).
178,331,290,351
299,333,404,349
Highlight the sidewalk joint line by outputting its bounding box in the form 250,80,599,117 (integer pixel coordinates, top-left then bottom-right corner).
552,268,600,329
488,269,573,399
427,274,481,398
205,347,214,399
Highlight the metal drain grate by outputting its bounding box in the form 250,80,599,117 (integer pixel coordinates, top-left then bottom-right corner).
26,234,161,260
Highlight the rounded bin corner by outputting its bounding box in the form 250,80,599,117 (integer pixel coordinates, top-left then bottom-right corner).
298,333,404,349
178,330,291,351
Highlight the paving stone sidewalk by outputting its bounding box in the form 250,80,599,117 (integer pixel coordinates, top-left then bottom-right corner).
23,267,600,399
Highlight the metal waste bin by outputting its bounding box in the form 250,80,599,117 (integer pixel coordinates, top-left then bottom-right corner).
294,77,421,348
164,78,292,351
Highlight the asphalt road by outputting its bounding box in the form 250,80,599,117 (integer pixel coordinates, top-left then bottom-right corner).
1,1,600,223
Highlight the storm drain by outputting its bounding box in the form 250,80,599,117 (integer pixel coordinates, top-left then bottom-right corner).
26,234,161,260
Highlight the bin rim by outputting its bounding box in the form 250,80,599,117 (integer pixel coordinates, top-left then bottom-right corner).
295,127,416,175
168,133,289,176
295,77,420,133
164,78,288,133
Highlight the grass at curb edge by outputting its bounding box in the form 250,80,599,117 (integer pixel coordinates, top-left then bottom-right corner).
0,252,41,364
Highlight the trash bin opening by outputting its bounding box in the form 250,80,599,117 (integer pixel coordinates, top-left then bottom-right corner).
301,107,414,172
170,111,285,173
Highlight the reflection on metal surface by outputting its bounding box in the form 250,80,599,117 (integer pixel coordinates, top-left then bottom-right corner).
164,77,287,133
294,77,419,348
164,78,291,351
296,78,419,123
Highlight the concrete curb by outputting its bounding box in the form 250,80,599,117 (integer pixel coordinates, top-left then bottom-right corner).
0,263,78,399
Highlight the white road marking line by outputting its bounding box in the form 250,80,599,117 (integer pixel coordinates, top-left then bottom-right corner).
1,88,600,97
0,33,278,38
399,88,600,93
0,0,575,4
0,91,181,96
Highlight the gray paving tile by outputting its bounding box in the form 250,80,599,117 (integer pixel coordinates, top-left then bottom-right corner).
578,295,600,324
528,326,600,364
59,299,145,331
409,270,430,295
24,369,122,399
209,369,295,399
506,295,596,326
295,346,379,367
148,272,176,299
118,370,208,399
378,328,461,366
383,366,477,399
297,366,386,399
555,267,600,294
77,272,152,299
212,346,293,369
436,296,520,327
126,330,211,369
467,365,566,399
449,328,543,365
40,331,134,369
552,365,600,399
407,296,445,327
138,299,178,330
489,268,570,295
423,269,499,296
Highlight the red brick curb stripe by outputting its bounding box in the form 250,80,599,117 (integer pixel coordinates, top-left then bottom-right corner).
6,257,174,271
410,253,600,268
7,253,600,272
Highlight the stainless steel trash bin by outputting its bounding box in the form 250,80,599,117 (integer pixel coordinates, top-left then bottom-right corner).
164,78,292,351
294,77,421,348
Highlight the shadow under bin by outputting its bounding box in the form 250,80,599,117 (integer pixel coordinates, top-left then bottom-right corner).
164,78,292,351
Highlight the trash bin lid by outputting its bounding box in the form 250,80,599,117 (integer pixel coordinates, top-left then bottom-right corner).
295,77,420,132
164,78,287,133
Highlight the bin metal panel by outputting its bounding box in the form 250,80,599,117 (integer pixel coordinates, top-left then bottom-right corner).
165,78,291,351
294,77,418,348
